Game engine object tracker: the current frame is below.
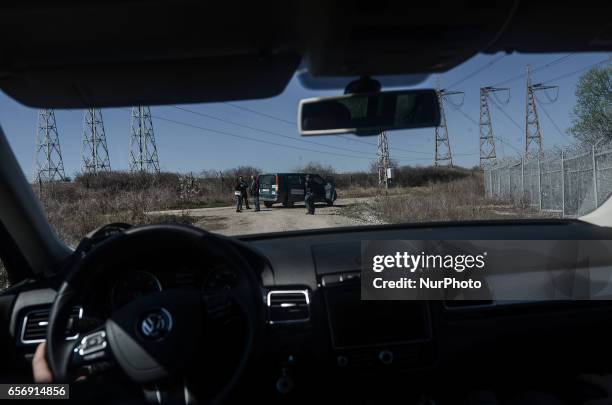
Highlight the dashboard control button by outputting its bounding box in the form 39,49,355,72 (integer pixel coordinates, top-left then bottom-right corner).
342,272,360,282
378,350,394,365
322,274,343,287
336,355,349,367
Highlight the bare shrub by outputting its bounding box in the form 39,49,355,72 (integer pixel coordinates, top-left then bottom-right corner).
294,162,337,179
372,173,550,223
330,165,475,189
38,171,235,246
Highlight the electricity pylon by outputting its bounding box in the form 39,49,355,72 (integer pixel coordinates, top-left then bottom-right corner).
377,131,391,188
525,65,543,155
129,106,160,173
479,86,508,166
35,109,66,182
435,87,462,166
82,108,111,174
525,65,559,155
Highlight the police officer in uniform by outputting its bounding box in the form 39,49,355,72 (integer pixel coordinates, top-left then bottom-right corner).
249,175,260,212
304,174,315,215
240,176,250,209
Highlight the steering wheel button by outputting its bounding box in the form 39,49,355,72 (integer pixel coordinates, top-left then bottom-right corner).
83,351,105,361
78,331,107,356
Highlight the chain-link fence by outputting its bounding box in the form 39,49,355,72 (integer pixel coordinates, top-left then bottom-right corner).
484,142,612,218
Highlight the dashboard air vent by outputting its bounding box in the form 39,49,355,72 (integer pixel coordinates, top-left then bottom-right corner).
267,290,310,324
21,306,82,344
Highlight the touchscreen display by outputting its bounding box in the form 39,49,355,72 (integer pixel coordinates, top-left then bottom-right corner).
325,285,431,348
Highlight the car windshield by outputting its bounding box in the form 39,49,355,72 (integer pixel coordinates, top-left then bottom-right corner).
1,52,611,245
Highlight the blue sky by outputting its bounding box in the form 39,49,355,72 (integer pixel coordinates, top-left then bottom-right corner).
1,52,610,179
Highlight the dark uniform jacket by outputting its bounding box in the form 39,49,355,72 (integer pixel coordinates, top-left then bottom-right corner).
249,179,259,196
304,178,313,194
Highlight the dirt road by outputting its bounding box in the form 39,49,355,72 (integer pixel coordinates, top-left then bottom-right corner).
150,197,376,236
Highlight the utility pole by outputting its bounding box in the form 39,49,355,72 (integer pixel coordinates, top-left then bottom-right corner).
479,86,508,166
82,108,111,174
377,131,391,188
129,106,160,173
35,109,66,182
525,65,558,156
435,85,462,166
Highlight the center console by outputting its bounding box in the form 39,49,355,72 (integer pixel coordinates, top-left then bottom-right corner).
313,242,436,370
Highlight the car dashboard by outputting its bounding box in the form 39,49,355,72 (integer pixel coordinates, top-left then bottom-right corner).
5,219,612,402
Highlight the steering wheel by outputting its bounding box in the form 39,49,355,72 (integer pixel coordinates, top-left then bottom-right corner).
46,224,265,404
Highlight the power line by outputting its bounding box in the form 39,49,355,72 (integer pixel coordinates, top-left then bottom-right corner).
225,102,296,125
446,54,507,90
176,106,376,156
452,106,521,154
224,102,434,155
489,96,523,133
541,56,612,84
226,99,479,161
453,106,479,126
159,110,444,163
346,136,434,155
492,136,521,154
535,98,572,142
148,110,435,162
154,114,373,160
174,105,430,159
491,53,575,87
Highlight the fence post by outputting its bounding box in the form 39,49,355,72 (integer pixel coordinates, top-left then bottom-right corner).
507,163,511,198
592,144,598,208
560,149,565,218
537,153,542,211
520,156,524,201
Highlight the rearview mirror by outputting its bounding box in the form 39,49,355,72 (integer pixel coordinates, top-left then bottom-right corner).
299,89,440,136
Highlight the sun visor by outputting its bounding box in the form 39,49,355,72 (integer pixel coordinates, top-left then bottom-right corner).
0,52,300,108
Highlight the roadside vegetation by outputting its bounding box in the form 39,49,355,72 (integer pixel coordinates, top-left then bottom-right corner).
33,164,542,246
38,171,229,246
0,164,542,288
366,172,552,224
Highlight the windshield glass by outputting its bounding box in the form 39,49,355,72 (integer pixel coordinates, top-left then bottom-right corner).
1,52,611,245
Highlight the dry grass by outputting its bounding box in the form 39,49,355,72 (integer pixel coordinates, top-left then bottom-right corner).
348,173,554,224
0,169,548,289
37,171,235,246
339,185,412,199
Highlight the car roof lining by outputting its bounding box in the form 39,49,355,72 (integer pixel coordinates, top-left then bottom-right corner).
0,1,610,108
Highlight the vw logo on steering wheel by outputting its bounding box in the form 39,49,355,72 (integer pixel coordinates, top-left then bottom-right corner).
139,308,173,340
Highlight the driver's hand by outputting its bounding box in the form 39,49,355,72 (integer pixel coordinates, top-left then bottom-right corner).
32,342,53,383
